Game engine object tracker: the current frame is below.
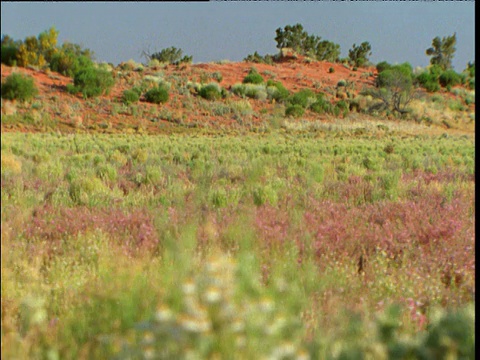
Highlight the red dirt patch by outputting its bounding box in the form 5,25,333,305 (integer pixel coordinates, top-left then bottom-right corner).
0,60,472,135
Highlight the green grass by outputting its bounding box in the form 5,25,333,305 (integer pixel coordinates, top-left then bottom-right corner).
1,130,475,359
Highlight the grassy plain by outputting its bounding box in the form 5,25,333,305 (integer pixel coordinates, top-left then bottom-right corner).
1,123,474,358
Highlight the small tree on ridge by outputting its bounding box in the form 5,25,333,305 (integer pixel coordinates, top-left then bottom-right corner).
426,33,457,71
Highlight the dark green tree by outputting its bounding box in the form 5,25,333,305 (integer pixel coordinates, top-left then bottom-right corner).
274,24,308,53
362,64,415,115
426,33,457,70
348,42,372,67
1,34,21,65
144,46,192,65
315,40,341,62
274,24,341,62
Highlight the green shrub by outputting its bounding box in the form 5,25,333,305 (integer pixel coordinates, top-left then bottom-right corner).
289,89,316,108
310,96,332,114
50,53,94,77
232,83,267,101
465,61,475,77
423,80,441,93
328,67,335,73
348,41,372,68
244,51,275,65
416,72,440,92
148,46,192,65
243,71,264,84
285,104,305,117
1,45,18,65
266,80,289,102
332,105,341,117
376,67,413,89
448,100,465,112
144,85,169,104
439,70,462,88
416,71,435,85
122,89,140,105
211,71,223,82
231,83,247,97
70,67,115,98
244,84,267,101
1,72,38,102
336,100,349,111
131,86,142,96
15,27,59,68
468,77,475,90
199,83,222,100
376,61,392,73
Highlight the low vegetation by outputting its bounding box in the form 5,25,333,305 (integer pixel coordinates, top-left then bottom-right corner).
1,72,38,102
144,84,169,104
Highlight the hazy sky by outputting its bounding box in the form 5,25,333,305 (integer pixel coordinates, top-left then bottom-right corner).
1,1,475,71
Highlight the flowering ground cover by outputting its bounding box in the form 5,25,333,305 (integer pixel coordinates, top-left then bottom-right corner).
1,129,474,359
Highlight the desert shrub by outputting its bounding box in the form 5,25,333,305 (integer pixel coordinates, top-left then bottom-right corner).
266,86,288,103
448,100,465,112
328,67,335,73
310,95,332,114
336,100,349,111
48,40,94,77
289,89,316,108
418,76,440,93
376,61,392,73
393,62,414,78
211,71,223,82
244,51,275,65
424,80,441,93
467,78,475,90
275,24,341,62
147,46,192,65
131,86,142,96
228,99,253,116
50,53,94,78
348,41,372,68
439,69,462,88
231,83,247,97
122,89,140,105
15,27,59,68
1,35,20,65
426,33,457,70
232,83,267,101
266,80,289,102
69,67,114,99
310,101,331,114
1,72,38,102
337,79,347,87
285,104,305,118
244,84,267,100
332,105,341,117
120,59,143,72
199,83,222,100
363,65,416,115
144,85,169,104
1,45,18,65
243,70,264,84
464,61,475,77
376,63,413,90
416,71,440,92
430,94,444,103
